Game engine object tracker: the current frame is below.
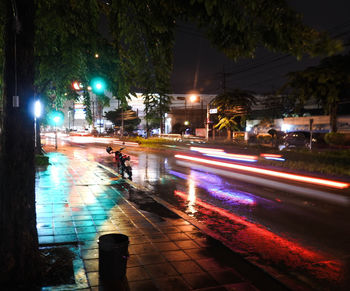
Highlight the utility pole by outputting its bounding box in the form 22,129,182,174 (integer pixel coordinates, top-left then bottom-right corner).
121,106,124,137
206,103,210,140
222,65,226,92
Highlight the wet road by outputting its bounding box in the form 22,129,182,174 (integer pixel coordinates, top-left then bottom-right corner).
47,138,350,290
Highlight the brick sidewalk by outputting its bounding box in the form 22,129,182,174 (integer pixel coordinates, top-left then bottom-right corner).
36,150,265,291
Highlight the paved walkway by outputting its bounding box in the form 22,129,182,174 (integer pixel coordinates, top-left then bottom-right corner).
35,150,279,291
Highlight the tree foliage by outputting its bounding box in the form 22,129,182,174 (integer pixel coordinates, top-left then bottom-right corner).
35,0,100,105
104,105,141,133
211,89,256,139
184,0,342,60
281,53,350,132
259,93,296,119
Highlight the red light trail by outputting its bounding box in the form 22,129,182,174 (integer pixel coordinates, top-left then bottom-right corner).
175,154,349,189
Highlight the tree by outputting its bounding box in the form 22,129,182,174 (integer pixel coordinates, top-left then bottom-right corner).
104,105,141,134
142,93,172,136
281,53,350,132
0,0,40,287
0,0,344,287
211,89,256,140
259,93,295,119
34,0,100,105
95,94,110,131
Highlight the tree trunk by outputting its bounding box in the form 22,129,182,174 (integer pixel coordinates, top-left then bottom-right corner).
146,119,149,138
330,102,338,133
0,0,41,287
227,128,232,141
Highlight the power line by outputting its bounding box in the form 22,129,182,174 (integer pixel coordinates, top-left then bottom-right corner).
175,19,350,93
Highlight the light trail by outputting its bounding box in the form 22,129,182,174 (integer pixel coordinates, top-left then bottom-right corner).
175,154,349,189
260,153,285,161
191,146,258,162
190,146,225,154
59,135,139,147
205,152,258,162
176,160,349,205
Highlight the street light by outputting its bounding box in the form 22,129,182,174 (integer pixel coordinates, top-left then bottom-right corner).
34,100,42,118
47,110,63,150
34,100,42,153
189,94,206,136
190,94,198,103
53,116,60,150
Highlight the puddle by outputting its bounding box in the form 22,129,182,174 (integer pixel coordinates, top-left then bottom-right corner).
121,186,179,219
41,245,88,290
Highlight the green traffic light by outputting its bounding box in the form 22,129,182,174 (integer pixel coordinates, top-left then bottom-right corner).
91,77,106,94
47,110,64,127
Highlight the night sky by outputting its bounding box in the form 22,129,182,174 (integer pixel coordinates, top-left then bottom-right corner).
171,0,350,95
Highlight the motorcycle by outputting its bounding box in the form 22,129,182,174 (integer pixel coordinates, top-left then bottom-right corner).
106,146,132,180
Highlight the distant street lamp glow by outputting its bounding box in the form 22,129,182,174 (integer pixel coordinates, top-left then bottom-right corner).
53,116,60,123
190,94,198,103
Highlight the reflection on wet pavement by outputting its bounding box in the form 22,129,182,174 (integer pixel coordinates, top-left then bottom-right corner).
174,190,341,288
126,151,348,290
169,169,256,206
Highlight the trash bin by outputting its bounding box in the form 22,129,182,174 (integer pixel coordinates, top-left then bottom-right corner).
98,234,129,281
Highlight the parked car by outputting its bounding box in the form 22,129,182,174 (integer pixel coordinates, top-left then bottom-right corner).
279,131,326,150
